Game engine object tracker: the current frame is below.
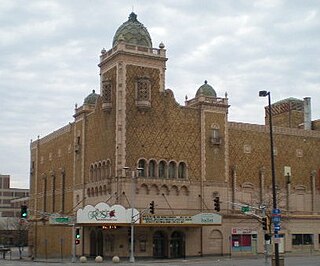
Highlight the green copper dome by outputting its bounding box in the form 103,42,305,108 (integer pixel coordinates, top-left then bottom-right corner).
84,90,99,105
112,12,152,48
196,80,217,97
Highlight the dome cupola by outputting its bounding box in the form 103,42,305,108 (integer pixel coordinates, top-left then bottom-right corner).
112,12,152,48
84,90,99,105
196,80,217,97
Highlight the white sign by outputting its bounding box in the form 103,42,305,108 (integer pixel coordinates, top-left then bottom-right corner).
231,228,257,234
76,202,139,224
141,213,222,225
284,166,291,176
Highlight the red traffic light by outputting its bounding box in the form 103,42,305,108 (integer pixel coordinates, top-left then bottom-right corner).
75,239,80,245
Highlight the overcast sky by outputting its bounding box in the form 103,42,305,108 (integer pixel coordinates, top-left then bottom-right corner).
1,0,319,188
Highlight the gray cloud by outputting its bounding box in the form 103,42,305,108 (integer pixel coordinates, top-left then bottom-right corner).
0,0,319,188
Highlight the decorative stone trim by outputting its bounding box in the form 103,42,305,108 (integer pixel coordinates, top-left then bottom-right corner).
229,122,320,138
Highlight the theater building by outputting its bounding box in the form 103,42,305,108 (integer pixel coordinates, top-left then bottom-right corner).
29,12,320,259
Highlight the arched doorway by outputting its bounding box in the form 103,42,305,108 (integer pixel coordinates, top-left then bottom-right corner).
90,230,97,257
208,229,223,255
90,229,104,257
153,231,167,258
97,230,103,256
170,231,185,258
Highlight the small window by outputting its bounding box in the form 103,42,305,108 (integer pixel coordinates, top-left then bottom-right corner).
106,160,111,179
292,234,313,245
149,160,156,178
138,159,146,177
178,162,187,179
135,78,151,110
212,128,220,139
98,162,102,181
90,165,94,182
102,80,112,111
102,81,112,103
168,161,176,178
210,125,221,145
159,161,167,178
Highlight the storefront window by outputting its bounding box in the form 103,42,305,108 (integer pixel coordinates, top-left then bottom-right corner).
232,234,252,251
292,234,313,245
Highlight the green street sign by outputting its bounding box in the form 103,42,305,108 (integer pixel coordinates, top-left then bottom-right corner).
55,217,70,223
49,216,72,224
241,206,250,213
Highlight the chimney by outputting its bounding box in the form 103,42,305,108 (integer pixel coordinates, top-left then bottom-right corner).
304,97,312,130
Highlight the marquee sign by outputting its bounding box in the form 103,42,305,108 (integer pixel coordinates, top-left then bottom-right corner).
141,213,222,225
76,202,139,224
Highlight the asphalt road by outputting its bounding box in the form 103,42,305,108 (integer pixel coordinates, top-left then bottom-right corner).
1,248,320,266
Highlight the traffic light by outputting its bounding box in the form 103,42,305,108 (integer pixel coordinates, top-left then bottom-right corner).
262,217,268,230
20,205,28,218
149,201,155,214
75,228,80,245
75,228,80,239
214,197,220,212
264,233,271,241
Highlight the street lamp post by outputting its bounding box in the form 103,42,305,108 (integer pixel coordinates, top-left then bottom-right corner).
124,167,143,263
259,90,280,266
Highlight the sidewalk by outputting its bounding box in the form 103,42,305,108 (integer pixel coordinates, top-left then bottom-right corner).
3,250,320,264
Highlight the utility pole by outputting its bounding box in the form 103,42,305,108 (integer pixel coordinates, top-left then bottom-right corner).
261,205,268,264
72,224,76,263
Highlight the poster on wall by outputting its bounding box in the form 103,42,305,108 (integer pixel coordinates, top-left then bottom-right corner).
76,202,139,224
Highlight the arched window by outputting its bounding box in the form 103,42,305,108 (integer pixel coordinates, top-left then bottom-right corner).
87,188,91,197
168,161,176,179
90,165,94,182
178,162,187,179
148,160,156,178
98,162,102,181
138,159,146,177
94,164,98,181
102,161,106,180
106,160,111,178
159,161,167,178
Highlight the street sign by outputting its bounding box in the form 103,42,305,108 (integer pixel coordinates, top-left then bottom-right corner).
272,216,281,223
274,224,281,231
241,206,250,213
272,208,281,215
274,236,281,243
49,216,72,225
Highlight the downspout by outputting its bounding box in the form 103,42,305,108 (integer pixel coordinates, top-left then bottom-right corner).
200,105,205,256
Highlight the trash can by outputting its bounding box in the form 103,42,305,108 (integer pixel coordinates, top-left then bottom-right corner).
272,255,285,266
